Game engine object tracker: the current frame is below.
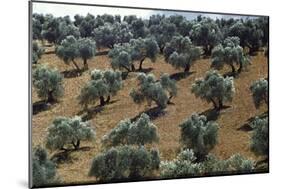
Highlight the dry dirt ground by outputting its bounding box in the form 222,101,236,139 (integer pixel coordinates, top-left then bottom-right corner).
32,50,268,184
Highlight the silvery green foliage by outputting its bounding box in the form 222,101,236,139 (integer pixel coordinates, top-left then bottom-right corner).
32,65,63,103
160,149,201,178
164,35,201,72
149,18,177,53
102,113,159,147
46,116,95,150
77,38,96,69
94,22,133,49
41,14,60,44
161,149,254,178
89,145,160,181
131,18,147,38
57,22,80,44
32,146,59,187
203,153,255,174
56,35,81,71
228,20,264,55
250,78,268,109
78,69,122,109
211,36,250,74
32,41,44,64
191,70,235,110
130,73,177,109
190,18,222,55
129,37,160,70
32,13,44,40
160,73,177,102
108,43,133,72
179,114,218,159
250,117,269,156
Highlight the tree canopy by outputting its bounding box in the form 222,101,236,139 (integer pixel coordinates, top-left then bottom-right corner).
46,116,96,151
192,70,235,110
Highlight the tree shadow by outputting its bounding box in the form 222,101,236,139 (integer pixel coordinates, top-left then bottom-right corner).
199,108,220,121
136,67,154,74
131,106,166,122
61,69,83,79
169,71,195,81
50,146,91,164
32,100,51,115
79,106,104,121
237,111,268,132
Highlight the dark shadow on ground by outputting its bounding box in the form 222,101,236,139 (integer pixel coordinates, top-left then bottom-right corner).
51,146,91,164
131,106,166,122
237,111,268,132
199,105,231,121
169,71,195,81
199,108,220,121
32,100,52,115
61,69,85,79
136,67,153,74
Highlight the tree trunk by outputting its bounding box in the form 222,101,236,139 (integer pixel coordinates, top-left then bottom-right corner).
83,58,88,70
100,96,105,106
131,64,136,72
167,95,173,104
230,64,236,74
184,63,190,72
72,140,80,150
210,98,218,110
139,58,145,70
72,59,81,73
160,45,165,54
121,65,131,72
218,100,223,110
237,62,243,73
47,91,55,103
106,96,111,103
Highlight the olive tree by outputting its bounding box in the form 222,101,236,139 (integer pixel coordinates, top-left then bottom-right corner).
33,65,63,103
179,114,218,160
46,116,96,151
250,117,269,156
32,41,44,64
131,18,147,38
202,153,255,174
56,35,81,72
109,37,159,71
160,149,201,178
77,38,96,70
130,73,177,109
130,37,159,70
78,69,122,110
89,145,160,181
164,35,201,73
149,19,177,53
57,22,80,44
32,146,59,187
108,43,134,72
191,70,235,110
228,20,264,55
102,113,159,147
211,37,250,74
250,78,268,109
190,18,222,56
160,149,254,178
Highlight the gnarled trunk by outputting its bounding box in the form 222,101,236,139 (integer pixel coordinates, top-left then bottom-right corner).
131,64,136,72
106,96,111,103
72,140,80,150
100,96,105,106
72,59,81,73
184,63,190,72
83,58,88,70
47,90,55,103
139,58,145,70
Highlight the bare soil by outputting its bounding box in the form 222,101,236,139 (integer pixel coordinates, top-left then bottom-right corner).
32,50,268,184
